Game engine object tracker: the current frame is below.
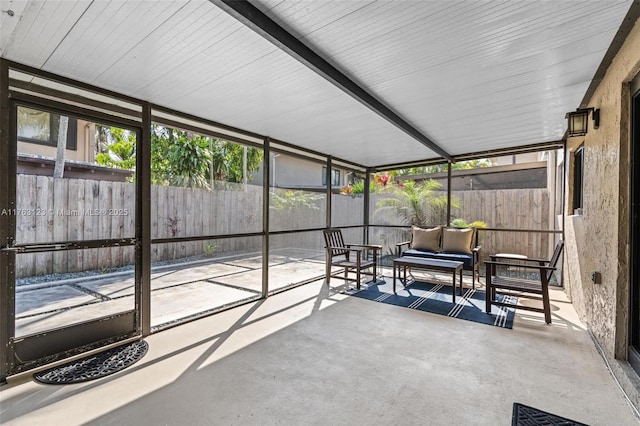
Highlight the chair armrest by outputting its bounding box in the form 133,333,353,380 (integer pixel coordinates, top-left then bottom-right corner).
471,246,481,263
348,244,382,251
489,254,549,264
327,246,363,252
484,260,556,271
396,241,411,257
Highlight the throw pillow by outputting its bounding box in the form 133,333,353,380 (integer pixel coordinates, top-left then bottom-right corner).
442,228,474,254
411,226,441,251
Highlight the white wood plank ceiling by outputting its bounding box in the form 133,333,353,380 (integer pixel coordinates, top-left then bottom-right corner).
0,0,634,167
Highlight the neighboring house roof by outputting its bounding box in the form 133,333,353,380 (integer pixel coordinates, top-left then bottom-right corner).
17,154,133,182
395,162,548,191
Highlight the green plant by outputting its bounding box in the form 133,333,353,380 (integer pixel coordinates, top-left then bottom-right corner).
95,127,137,170
270,190,323,210
450,218,488,229
375,179,452,227
149,124,264,189
204,243,217,256
166,134,213,189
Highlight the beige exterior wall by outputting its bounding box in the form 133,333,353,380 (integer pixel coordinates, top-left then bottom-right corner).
563,14,640,406
17,119,95,163
492,152,541,166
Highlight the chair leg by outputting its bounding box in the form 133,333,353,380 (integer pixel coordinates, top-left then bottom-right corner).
356,254,361,290
325,254,331,285
542,285,552,324
485,268,492,313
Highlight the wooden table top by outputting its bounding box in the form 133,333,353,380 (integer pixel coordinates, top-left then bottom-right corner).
393,256,463,271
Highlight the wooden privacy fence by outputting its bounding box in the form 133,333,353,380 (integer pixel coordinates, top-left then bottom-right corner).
13,175,554,278
14,175,265,278
369,189,553,261
453,189,552,262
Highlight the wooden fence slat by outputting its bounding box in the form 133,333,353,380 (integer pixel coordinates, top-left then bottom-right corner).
34,175,51,275
16,175,36,276
99,180,112,271
52,178,68,274
83,179,98,272
125,181,135,265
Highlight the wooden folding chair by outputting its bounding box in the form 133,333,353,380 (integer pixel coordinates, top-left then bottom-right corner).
484,240,564,324
323,229,381,289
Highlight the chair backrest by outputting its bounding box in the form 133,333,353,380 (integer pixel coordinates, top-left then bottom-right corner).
323,229,349,258
545,240,564,282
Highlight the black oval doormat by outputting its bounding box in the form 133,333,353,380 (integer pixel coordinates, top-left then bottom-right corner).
34,340,148,385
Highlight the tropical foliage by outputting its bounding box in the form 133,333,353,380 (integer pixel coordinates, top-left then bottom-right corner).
393,159,492,176
95,124,264,189
95,127,137,170
449,218,488,229
270,190,323,211
340,179,381,195
375,179,451,227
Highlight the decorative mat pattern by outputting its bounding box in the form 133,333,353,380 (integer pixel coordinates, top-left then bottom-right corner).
348,279,516,328
512,403,588,425
34,340,148,384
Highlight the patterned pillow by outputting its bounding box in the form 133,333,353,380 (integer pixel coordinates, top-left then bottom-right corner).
411,226,442,251
442,228,474,254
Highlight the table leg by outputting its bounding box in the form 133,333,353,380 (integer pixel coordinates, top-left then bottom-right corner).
452,270,456,304
459,269,463,296
393,263,396,293
372,249,377,282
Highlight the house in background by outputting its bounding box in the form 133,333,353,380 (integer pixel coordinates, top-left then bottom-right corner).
16,106,132,181
250,151,357,191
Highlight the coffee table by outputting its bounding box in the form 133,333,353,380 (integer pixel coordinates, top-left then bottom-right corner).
393,257,464,303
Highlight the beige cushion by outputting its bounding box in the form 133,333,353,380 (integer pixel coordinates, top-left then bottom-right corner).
442,228,474,254
411,226,441,251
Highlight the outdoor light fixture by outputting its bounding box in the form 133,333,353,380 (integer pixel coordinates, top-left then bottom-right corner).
566,107,600,137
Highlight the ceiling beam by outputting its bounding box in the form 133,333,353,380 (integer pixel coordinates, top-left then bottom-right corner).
211,0,451,161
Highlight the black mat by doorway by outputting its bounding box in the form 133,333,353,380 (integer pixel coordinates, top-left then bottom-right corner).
34,340,148,385
512,403,588,426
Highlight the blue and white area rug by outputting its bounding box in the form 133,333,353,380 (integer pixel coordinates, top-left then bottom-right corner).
348,279,517,328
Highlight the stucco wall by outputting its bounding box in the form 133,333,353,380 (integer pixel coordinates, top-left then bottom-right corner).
17,119,95,163
564,13,640,365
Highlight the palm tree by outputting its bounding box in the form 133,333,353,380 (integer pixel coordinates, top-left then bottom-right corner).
375,179,452,227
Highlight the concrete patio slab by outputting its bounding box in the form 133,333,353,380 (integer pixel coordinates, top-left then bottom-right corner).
150,281,258,328
16,285,99,317
2,280,637,426
16,297,134,337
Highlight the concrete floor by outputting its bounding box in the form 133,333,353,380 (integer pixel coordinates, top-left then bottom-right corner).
15,249,327,335
1,273,639,425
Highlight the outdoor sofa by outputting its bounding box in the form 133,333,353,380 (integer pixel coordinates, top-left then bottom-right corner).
396,225,481,283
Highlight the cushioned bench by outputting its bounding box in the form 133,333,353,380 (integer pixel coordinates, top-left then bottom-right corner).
396,225,481,284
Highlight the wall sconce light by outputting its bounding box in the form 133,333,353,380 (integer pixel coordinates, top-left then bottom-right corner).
566,107,600,137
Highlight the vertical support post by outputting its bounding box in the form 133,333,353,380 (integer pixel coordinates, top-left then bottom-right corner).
262,138,270,298
326,156,332,229
364,168,371,244
446,161,452,226
560,140,567,288
561,141,567,235
139,103,152,336
0,59,13,381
